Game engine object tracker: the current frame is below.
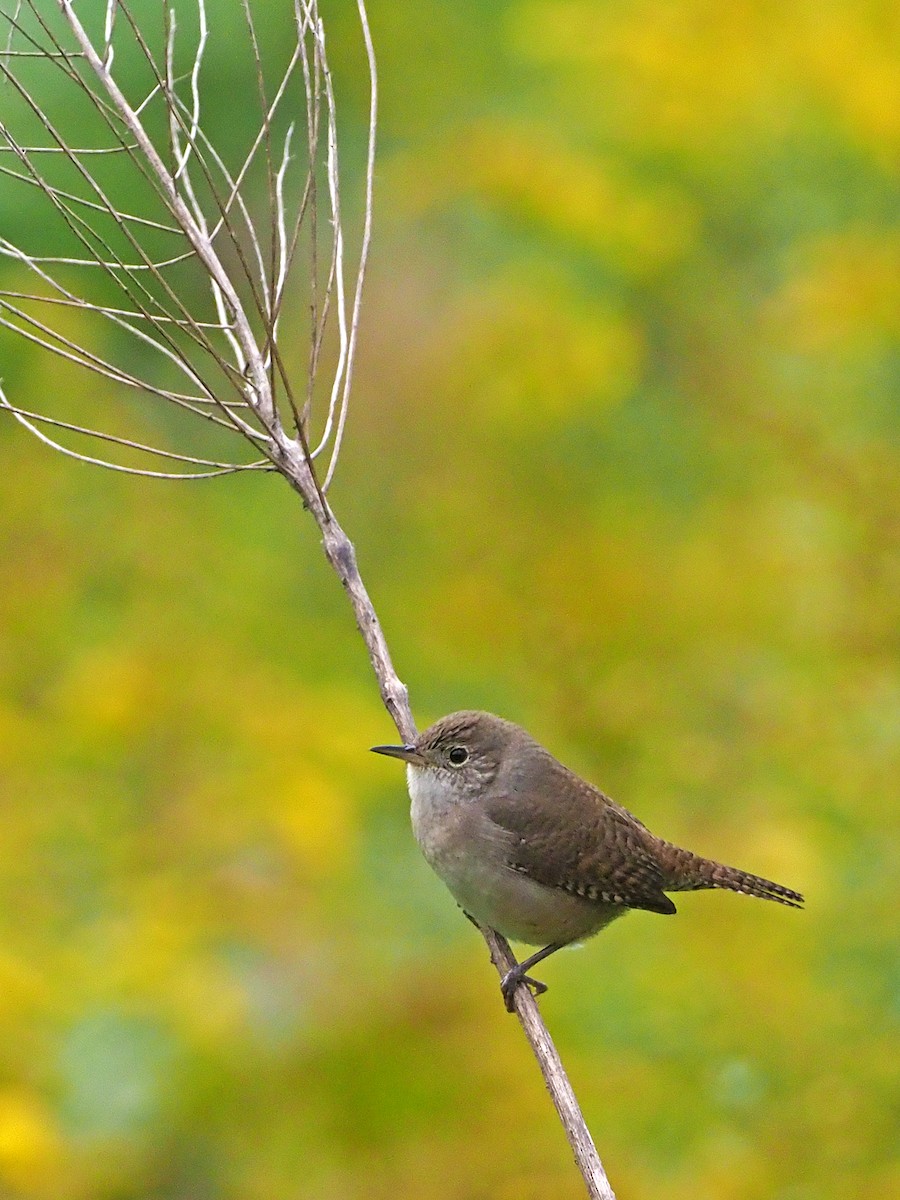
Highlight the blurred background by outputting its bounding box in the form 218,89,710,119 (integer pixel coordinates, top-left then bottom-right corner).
0,0,897,1197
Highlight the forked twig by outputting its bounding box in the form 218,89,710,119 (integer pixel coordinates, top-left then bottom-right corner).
0,3,614,1195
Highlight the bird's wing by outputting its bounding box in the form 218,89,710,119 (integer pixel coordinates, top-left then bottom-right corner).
484,757,676,916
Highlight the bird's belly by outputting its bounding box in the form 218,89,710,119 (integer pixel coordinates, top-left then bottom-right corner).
447,860,622,946
409,769,621,946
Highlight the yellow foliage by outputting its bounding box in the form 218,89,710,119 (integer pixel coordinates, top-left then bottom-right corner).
803,10,900,163
50,646,163,739
391,120,696,272
769,229,900,353
0,699,34,762
509,1,796,142
437,268,643,426
0,953,48,1025
510,1,900,161
0,1091,63,1194
269,763,358,874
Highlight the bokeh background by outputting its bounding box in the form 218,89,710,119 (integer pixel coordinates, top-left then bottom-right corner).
0,1,898,1197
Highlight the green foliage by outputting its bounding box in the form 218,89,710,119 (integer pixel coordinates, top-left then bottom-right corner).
0,1,896,1197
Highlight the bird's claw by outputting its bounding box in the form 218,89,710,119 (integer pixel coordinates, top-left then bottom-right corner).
500,966,548,1012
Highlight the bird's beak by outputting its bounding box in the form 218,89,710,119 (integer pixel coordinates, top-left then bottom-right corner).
370,742,427,765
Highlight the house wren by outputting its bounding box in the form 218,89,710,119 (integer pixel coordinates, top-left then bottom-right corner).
372,710,804,1010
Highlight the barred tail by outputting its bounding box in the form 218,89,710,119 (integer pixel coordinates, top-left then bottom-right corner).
660,843,805,908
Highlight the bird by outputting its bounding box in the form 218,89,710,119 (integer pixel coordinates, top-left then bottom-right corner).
371,709,804,1010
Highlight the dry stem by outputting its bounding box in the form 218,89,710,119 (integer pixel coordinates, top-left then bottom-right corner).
0,3,616,1196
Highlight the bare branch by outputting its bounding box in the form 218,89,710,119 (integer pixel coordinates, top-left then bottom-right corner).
0,7,617,1192
483,928,616,1200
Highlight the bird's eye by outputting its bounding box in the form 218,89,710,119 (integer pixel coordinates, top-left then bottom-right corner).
448,746,469,766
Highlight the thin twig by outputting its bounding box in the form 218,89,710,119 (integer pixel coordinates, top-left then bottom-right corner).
482,928,616,1199
0,384,260,479
322,0,377,490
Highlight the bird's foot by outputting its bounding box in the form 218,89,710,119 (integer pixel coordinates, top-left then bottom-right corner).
500,965,548,1012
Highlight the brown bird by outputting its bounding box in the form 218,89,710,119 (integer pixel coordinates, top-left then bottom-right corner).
372,710,804,1010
